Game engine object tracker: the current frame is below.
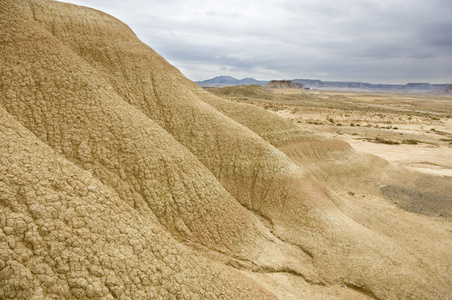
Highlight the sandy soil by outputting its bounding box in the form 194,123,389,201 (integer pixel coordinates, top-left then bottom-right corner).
209,87,452,178
278,107,452,177
3,1,452,298
342,136,452,176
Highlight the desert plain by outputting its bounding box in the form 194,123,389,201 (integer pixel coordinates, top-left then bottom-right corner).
208,86,452,177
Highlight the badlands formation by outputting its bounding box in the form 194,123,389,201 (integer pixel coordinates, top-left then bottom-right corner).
1,0,451,299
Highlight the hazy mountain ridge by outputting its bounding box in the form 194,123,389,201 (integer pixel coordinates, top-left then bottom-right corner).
197,76,449,92
196,75,268,87
293,79,448,92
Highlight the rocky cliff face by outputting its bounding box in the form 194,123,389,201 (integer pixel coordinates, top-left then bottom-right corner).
265,80,301,89
442,85,452,93
1,1,451,299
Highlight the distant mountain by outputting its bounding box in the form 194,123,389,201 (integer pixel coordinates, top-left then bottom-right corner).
197,76,449,92
292,79,448,92
196,76,268,87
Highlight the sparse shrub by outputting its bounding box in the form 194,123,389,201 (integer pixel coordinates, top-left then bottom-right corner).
336,123,342,126
403,139,418,145
375,137,400,145
393,127,398,130
350,123,355,127
431,128,436,131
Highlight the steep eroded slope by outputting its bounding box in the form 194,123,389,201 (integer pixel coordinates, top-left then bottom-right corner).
1,0,451,299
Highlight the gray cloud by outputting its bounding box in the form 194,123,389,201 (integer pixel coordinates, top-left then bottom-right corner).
63,0,452,83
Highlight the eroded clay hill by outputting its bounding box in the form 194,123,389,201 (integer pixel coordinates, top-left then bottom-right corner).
1,0,451,299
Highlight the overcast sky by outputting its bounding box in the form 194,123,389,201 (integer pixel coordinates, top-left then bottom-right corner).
62,0,452,84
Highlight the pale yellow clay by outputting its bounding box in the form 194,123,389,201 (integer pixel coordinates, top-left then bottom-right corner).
0,1,451,299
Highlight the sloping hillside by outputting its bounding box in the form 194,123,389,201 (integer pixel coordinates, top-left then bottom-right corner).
1,1,451,299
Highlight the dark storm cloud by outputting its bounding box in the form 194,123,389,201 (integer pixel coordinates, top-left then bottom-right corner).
63,0,452,83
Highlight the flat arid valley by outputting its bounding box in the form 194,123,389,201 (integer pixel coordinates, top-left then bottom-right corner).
1,1,451,299
208,86,452,178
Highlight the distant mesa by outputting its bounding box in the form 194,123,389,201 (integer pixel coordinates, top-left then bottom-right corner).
442,85,452,93
265,80,301,89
